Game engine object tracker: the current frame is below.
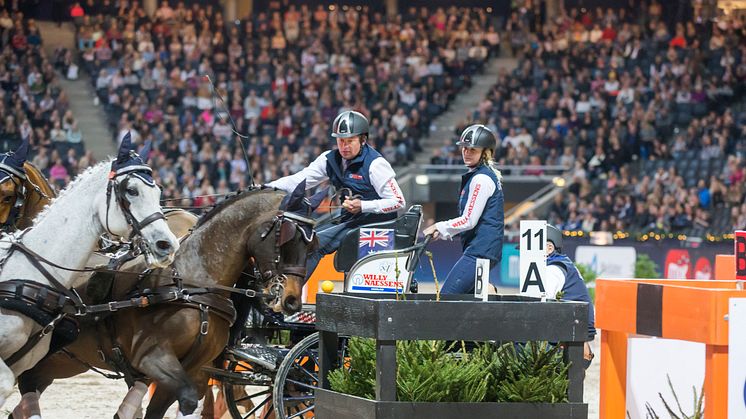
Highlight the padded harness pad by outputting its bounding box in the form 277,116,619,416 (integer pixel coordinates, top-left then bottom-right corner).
0,280,80,354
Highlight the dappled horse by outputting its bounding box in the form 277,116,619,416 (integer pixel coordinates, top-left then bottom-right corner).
0,134,179,409
0,140,55,231
14,183,319,418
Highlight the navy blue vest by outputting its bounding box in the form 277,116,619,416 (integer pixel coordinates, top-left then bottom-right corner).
325,144,396,225
547,252,597,340
457,164,504,262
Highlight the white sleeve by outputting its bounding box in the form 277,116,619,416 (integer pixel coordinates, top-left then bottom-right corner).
544,264,567,299
434,174,496,240
267,151,330,193
360,157,406,214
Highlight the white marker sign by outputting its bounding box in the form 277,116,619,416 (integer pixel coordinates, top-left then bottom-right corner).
729,298,746,419
519,220,547,298
474,258,490,301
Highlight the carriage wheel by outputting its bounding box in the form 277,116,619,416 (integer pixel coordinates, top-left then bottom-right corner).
222,359,276,419
272,333,348,419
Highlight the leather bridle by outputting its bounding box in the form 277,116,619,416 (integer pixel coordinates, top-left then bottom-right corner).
259,210,316,302
104,171,166,246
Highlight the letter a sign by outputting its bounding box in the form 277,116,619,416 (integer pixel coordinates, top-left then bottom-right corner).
520,220,547,297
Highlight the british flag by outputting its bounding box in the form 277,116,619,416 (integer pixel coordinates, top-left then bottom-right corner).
358,228,394,257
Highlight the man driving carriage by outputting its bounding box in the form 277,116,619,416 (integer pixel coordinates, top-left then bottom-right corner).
268,110,406,281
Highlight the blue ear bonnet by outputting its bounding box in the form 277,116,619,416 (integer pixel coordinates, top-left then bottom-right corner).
0,140,29,184
111,133,155,186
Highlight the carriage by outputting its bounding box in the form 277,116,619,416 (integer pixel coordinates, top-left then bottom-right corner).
209,205,425,419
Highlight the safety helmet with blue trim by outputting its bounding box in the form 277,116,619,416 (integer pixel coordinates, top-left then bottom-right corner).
547,224,563,253
331,110,369,139
456,124,497,154
110,132,155,186
0,140,29,184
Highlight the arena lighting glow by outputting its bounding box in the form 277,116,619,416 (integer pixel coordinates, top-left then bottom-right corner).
486,7,493,13
553,177,566,187
415,175,429,185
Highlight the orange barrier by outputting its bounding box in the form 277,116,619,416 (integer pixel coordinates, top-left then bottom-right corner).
716,254,737,280
304,253,344,303
597,257,746,419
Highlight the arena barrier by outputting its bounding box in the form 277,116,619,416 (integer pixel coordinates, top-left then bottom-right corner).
597,255,746,419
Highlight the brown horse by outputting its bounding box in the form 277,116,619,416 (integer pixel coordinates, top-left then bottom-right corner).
15,185,317,419
0,161,55,231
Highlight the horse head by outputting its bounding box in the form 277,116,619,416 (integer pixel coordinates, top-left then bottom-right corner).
100,134,179,268
249,181,320,314
0,140,30,229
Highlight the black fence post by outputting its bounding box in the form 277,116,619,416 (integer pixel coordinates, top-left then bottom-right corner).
318,330,338,390
375,340,397,401
564,341,585,402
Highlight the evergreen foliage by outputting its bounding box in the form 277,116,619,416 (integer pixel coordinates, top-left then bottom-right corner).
635,254,661,279
329,338,570,403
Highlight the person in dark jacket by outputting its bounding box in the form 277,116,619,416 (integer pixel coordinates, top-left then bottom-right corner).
544,224,596,369
268,110,406,281
423,124,504,294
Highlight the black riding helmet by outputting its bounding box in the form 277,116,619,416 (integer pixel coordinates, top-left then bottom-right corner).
456,124,497,154
331,110,369,139
547,224,563,253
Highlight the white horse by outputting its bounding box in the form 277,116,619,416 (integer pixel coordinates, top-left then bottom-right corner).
0,149,180,409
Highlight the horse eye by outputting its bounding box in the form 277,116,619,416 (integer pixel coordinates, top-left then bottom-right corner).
126,187,139,196
2,196,12,203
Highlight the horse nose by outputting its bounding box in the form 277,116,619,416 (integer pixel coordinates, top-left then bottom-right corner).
154,239,173,255
283,295,301,313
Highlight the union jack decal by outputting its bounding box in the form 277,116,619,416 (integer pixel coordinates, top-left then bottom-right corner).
358,228,394,257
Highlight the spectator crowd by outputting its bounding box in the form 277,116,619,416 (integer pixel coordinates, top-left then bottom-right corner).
439,1,746,238
0,8,90,190
70,1,497,205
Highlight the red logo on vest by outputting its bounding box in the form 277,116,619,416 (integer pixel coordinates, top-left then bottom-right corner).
349,174,363,180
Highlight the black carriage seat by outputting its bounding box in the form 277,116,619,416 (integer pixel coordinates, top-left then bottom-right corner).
333,205,422,273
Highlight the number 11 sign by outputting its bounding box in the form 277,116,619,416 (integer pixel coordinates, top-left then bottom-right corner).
519,220,547,298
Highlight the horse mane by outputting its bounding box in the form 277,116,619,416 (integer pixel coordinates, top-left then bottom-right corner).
194,187,280,229
23,161,56,198
31,159,113,225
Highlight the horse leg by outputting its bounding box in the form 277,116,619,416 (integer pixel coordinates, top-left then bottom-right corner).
12,348,92,417
0,359,13,408
142,386,178,419
137,348,199,418
114,380,148,419
10,391,41,419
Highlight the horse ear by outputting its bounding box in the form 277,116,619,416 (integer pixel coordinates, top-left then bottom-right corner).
117,131,134,162
139,140,152,163
9,139,29,166
307,187,328,211
280,179,306,211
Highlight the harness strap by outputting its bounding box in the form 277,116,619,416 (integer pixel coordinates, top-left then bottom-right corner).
10,241,85,309
61,348,126,381
5,313,66,366
179,304,209,369
100,315,142,387
0,280,80,366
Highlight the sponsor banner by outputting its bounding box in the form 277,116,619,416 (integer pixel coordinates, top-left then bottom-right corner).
575,246,636,278
413,237,732,285
626,336,705,419
664,249,692,279
693,257,712,280
348,255,409,293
